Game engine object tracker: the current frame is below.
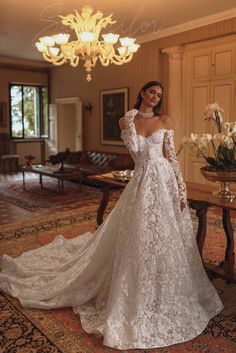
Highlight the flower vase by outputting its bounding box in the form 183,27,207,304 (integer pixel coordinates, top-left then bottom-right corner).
200,167,236,199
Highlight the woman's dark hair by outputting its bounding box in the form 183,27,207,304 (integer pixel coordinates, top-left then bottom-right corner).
133,81,163,115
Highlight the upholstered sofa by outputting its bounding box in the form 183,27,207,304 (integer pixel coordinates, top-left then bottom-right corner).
64,150,134,178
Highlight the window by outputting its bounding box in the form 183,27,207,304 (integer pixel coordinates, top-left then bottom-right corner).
9,84,49,139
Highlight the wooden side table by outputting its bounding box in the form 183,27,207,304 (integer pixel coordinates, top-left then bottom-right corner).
187,182,236,283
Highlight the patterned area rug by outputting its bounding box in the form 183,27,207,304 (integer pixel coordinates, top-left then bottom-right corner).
0,176,104,211
0,205,236,352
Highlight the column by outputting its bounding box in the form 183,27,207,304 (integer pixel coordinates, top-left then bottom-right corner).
162,46,185,169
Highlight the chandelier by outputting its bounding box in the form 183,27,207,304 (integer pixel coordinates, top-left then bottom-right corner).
35,5,140,81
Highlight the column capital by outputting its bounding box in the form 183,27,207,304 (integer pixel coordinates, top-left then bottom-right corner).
162,46,184,60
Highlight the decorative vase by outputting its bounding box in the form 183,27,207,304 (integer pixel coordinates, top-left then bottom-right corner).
200,167,236,199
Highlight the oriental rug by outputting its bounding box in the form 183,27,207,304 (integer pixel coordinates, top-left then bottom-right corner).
0,205,236,353
0,176,109,212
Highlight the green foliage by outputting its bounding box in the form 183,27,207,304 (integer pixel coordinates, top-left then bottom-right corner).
10,85,48,138
206,157,218,166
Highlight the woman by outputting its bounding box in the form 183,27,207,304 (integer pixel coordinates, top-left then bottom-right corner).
0,81,223,349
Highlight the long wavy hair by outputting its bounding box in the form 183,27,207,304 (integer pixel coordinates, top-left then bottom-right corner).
133,81,164,116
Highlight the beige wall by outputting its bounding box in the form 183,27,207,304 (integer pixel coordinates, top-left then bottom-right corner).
50,17,236,154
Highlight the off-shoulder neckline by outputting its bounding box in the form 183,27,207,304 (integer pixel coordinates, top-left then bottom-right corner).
120,123,174,139
137,128,166,139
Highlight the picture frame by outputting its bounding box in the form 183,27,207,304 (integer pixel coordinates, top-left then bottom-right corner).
100,87,128,145
0,102,7,128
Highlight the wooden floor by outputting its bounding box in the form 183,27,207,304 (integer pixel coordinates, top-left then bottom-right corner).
0,172,48,226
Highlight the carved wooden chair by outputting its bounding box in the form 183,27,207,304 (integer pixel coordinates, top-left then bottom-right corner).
0,133,19,173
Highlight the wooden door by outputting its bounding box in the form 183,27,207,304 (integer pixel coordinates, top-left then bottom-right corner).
184,37,236,184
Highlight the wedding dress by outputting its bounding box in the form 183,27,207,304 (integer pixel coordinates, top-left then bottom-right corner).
0,109,223,349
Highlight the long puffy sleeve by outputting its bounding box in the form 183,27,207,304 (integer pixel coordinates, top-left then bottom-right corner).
164,130,187,206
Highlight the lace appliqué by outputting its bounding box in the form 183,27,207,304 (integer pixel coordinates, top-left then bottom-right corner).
164,130,187,206
120,109,139,161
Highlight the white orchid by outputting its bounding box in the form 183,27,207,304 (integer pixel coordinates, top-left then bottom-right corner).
182,136,192,143
213,133,224,142
223,121,236,134
204,103,224,121
231,132,236,142
230,122,236,133
220,135,234,149
222,122,231,135
204,103,224,133
179,103,236,170
198,134,212,148
202,133,213,143
190,133,200,143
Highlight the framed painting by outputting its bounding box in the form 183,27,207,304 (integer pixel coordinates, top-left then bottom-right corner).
100,87,128,145
0,102,7,128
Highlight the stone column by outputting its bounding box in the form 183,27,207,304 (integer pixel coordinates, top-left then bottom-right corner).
162,46,185,170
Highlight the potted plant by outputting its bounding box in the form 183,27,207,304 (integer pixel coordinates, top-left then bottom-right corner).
179,103,236,199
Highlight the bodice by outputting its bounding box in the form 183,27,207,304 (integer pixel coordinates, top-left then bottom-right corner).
137,129,165,160
121,109,188,206
120,113,167,166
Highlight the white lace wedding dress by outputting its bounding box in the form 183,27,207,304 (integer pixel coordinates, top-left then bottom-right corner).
0,109,223,349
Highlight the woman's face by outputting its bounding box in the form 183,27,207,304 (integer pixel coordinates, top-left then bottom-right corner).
141,85,162,108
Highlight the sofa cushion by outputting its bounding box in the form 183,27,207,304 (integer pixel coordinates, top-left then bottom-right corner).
86,151,116,166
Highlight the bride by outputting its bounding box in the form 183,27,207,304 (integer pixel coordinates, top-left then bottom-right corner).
0,81,223,349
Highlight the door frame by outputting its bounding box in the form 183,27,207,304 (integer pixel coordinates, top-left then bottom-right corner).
47,97,83,157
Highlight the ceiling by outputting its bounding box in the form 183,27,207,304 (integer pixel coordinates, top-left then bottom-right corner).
1,0,236,62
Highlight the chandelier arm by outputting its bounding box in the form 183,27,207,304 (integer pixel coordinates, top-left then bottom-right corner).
60,41,77,59
74,28,81,41
111,54,134,65
42,52,54,63
73,10,82,23
98,43,115,62
96,17,116,30
99,56,111,66
70,56,80,67
91,18,116,42
42,52,66,65
60,13,81,28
